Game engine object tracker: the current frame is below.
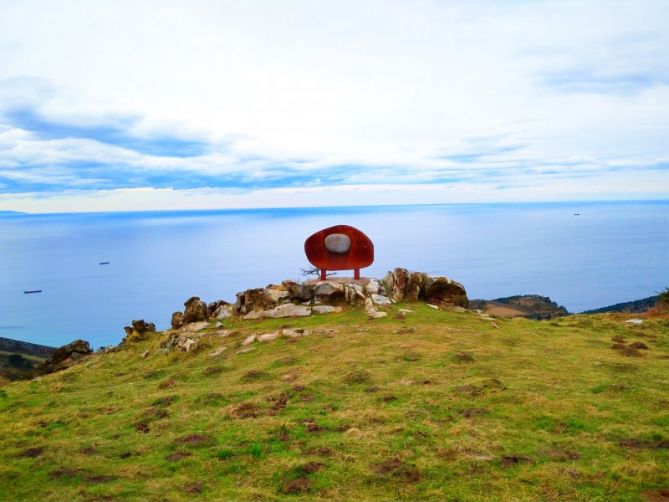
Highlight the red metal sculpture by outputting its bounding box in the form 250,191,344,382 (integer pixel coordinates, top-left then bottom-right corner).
304,225,374,280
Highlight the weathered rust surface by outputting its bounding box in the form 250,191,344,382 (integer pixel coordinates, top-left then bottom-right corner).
305,225,374,279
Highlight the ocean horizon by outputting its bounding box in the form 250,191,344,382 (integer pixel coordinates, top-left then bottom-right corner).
1,199,667,349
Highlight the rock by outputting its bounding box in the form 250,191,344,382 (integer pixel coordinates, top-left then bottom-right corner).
50,339,92,365
265,285,290,304
427,303,439,310
384,268,410,302
282,280,312,301
207,300,229,317
313,281,345,303
215,329,233,337
407,272,428,301
283,328,309,338
182,296,209,324
213,304,235,319
344,283,366,304
132,319,156,333
243,303,311,320
235,288,278,315
171,311,183,330
365,279,381,295
209,346,227,357
258,332,281,342
121,319,157,344
324,233,351,254
625,319,644,325
236,347,255,354
241,335,257,346
398,308,414,314
312,305,343,314
371,294,392,305
161,333,200,353
365,297,387,319
141,350,149,359
424,277,468,307
182,321,209,332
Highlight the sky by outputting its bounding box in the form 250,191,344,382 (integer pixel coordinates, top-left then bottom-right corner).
0,0,667,213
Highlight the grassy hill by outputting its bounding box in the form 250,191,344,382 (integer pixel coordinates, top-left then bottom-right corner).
0,304,668,501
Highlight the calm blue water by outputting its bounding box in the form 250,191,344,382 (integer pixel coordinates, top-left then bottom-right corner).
0,201,667,349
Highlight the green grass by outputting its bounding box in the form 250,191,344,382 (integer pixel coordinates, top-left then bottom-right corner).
0,305,668,500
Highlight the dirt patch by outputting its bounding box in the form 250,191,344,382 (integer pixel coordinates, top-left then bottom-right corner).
342,370,372,385
166,451,192,461
158,378,177,389
269,393,289,413
85,475,118,484
174,434,214,447
142,407,168,420
298,462,324,474
229,402,261,419
611,344,642,357
308,447,334,457
611,335,626,343
453,351,475,363
119,451,132,459
629,341,649,350
547,448,581,461
184,482,203,494
281,477,312,495
204,366,224,376
501,455,532,466
381,395,398,403
134,422,150,433
241,369,269,382
642,489,669,501
453,385,482,397
152,395,178,407
372,459,422,483
49,468,80,479
304,419,325,433
80,446,96,455
620,438,669,449
277,425,291,442
460,408,489,418
17,447,45,458
365,386,379,393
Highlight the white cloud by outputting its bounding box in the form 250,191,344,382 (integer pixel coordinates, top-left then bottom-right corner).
0,0,667,211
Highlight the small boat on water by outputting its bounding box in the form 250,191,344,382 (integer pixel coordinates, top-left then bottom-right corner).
99,261,110,265
573,213,580,216
24,290,42,294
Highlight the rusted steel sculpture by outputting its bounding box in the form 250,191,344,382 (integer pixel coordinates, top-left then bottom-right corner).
304,225,374,280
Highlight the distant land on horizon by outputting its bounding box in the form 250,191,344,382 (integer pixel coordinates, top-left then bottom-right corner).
0,198,667,216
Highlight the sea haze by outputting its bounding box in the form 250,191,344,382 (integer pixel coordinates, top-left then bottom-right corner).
0,200,667,348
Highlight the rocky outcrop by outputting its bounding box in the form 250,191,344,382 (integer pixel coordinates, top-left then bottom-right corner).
161,333,200,353
171,296,209,329
39,339,93,373
164,268,467,324
383,268,468,307
469,295,568,320
121,319,157,344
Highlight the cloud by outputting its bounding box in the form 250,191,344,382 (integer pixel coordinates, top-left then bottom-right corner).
0,0,667,211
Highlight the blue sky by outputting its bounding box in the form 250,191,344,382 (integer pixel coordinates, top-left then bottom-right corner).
0,0,667,212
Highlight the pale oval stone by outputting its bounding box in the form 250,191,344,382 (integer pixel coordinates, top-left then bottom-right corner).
324,233,351,254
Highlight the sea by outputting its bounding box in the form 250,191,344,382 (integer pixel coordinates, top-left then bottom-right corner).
1,200,667,349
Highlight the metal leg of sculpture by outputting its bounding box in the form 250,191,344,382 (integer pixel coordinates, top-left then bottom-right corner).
321,269,327,281
354,268,360,280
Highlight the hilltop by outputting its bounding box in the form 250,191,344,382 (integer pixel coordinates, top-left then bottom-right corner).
0,337,55,381
0,276,668,501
